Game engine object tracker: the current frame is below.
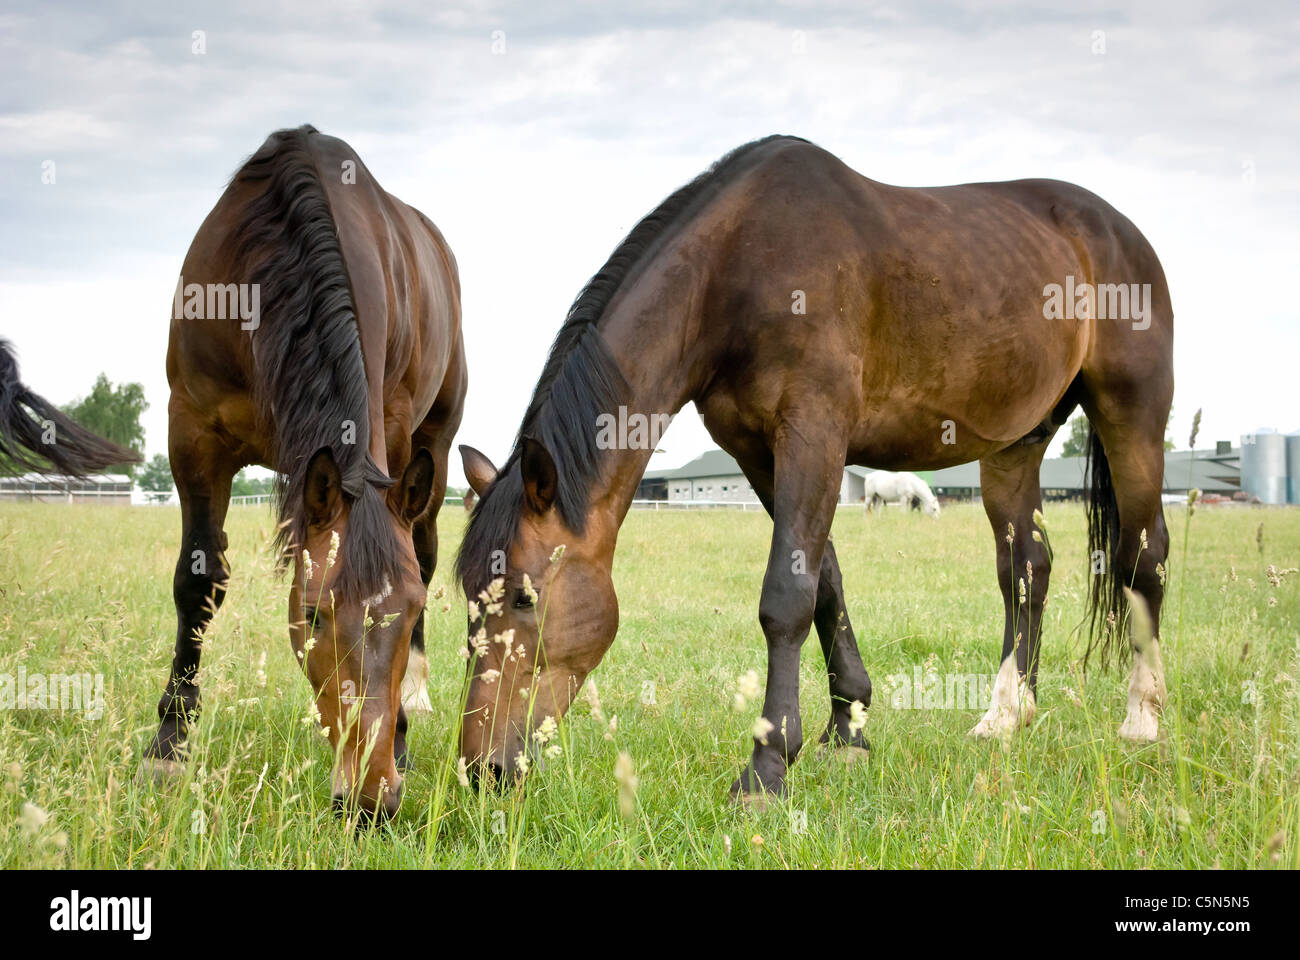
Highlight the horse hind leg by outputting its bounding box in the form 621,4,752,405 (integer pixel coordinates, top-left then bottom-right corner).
393,512,432,770
1084,411,1170,742
970,443,1053,738
400,432,451,717
396,434,452,772
400,506,437,718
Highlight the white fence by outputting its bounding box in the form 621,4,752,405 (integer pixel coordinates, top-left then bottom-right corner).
230,493,273,506
228,495,758,510
631,498,764,511
230,494,472,507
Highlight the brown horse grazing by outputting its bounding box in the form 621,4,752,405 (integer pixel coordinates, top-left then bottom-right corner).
456,135,1172,798
0,339,141,477
143,125,466,818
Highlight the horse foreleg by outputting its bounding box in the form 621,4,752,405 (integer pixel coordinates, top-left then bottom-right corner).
143,419,238,780
731,424,843,801
814,538,871,756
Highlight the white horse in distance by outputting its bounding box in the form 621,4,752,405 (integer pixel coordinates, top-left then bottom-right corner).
862,471,940,518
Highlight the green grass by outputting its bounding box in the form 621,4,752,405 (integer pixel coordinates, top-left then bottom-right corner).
0,499,1296,868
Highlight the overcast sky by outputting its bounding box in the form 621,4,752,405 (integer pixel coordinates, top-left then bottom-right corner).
1,1,1296,485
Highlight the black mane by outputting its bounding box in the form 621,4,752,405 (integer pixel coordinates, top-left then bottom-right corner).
456,135,807,593
232,124,401,602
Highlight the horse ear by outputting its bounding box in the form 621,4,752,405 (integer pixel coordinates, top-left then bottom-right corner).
459,445,498,496
392,448,435,524
520,436,557,515
304,447,342,528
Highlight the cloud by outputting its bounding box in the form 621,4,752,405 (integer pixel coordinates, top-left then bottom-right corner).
0,0,1296,480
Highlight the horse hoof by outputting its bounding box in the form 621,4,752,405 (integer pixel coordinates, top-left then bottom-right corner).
832,745,871,765
138,756,183,786
969,655,1035,738
969,715,1025,739
733,791,770,812
402,688,434,714
1117,711,1160,743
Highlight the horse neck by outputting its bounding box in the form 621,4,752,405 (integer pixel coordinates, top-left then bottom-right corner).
584,245,713,529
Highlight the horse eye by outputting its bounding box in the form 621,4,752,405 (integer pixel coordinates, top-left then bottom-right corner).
513,589,533,609
304,605,319,624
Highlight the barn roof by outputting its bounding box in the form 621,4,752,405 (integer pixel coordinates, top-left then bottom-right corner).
655,448,745,480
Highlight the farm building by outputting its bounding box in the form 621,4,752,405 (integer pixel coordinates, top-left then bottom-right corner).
637,452,890,505
638,449,758,503
0,473,134,505
637,442,1247,505
930,443,1242,502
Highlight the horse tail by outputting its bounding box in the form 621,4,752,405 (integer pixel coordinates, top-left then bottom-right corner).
0,339,140,477
1084,424,1123,667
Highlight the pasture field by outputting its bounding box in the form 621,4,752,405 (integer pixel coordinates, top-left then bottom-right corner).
0,499,1297,869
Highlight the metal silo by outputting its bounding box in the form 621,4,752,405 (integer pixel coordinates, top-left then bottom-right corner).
1241,433,1287,504
1287,434,1300,505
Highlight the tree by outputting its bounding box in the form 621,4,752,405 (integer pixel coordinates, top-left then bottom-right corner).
138,454,173,492
1060,413,1090,457
1062,406,1176,458
231,469,274,497
60,374,147,476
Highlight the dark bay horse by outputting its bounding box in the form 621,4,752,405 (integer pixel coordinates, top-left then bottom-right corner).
143,125,466,817
0,339,141,476
456,135,1172,798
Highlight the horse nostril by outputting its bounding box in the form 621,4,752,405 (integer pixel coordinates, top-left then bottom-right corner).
380,781,403,819
331,786,401,822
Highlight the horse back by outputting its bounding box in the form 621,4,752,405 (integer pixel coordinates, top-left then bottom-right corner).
693,141,1170,468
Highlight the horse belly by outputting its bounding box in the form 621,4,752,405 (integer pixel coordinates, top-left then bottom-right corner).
847,234,1085,466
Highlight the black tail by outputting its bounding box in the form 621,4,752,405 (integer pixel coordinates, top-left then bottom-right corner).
1084,425,1124,667
0,339,141,478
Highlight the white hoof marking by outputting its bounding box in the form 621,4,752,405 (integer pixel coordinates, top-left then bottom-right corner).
401,649,433,714
970,653,1036,738
1118,637,1165,742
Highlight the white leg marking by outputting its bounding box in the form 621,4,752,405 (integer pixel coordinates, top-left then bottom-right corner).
401,648,433,714
969,652,1036,738
1117,636,1165,742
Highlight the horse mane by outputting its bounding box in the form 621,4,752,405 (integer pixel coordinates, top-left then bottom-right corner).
455,135,808,593
231,124,401,602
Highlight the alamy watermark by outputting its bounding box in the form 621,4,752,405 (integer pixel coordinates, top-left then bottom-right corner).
881,667,996,711
173,275,261,330
1,667,104,720
50,890,150,940
1042,275,1151,330
595,406,671,450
